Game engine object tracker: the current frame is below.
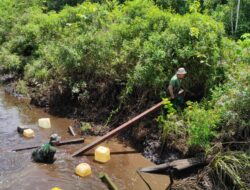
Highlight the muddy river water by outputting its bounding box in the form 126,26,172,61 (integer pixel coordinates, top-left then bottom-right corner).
0,88,169,190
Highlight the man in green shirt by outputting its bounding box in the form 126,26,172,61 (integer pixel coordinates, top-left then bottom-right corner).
32,134,61,163
168,67,187,109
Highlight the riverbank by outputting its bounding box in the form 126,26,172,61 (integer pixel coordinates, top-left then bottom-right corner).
1,77,170,162
2,75,248,190
1,75,211,190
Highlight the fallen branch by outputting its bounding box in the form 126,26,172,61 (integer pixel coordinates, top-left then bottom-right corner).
13,138,84,151
140,157,207,173
99,172,119,190
221,141,250,145
136,169,152,190
13,145,40,151
68,126,76,136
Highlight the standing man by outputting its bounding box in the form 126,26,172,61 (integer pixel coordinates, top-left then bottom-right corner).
168,67,187,109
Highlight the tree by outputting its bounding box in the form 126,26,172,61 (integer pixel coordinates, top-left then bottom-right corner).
235,0,241,33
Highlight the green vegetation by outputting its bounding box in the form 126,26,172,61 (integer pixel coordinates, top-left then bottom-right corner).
0,0,249,189
0,0,225,99
80,122,92,133
185,102,221,148
159,35,249,189
212,151,250,189
16,79,29,95
155,0,250,38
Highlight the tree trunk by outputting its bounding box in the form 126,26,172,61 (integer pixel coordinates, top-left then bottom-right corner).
231,5,234,35
235,0,241,33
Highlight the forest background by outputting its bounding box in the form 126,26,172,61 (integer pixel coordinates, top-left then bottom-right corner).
0,0,249,189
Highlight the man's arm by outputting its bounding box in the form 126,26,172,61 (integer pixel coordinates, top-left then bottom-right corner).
168,85,175,99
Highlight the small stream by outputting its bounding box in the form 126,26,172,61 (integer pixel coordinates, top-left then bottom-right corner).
0,88,169,190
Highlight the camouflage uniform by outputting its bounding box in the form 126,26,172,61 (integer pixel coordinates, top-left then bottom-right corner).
31,134,60,163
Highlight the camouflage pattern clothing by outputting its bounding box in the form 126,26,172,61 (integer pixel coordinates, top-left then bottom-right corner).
32,143,56,163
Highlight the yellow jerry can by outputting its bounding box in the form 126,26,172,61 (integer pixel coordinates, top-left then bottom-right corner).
75,163,92,177
94,146,111,163
23,129,35,138
38,118,51,128
51,187,62,190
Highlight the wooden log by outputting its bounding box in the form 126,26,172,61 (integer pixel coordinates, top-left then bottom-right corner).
71,101,164,157
140,163,170,173
58,138,84,145
83,150,138,156
68,126,76,136
13,138,84,152
99,172,119,190
13,145,40,151
140,157,206,173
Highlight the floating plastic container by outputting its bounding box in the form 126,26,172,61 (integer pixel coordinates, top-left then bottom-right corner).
38,118,51,128
75,163,92,177
51,187,62,190
17,126,27,134
23,129,35,138
94,146,111,163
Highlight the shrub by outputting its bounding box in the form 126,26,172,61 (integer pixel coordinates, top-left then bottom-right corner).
0,49,22,73
16,80,29,95
157,98,183,139
211,63,250,140
24,60,49,83
184,101,221,149
80,122,92,133
212,151,250,189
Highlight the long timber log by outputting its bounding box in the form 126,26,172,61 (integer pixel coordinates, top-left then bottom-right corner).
71,101,164,157
13,145,40,151
13,138,84,152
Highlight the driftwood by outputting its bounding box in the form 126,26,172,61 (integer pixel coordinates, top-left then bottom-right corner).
140,157,207,173
13,138,84,151
68,126,76,136
71,101,164,157
99,172,119,190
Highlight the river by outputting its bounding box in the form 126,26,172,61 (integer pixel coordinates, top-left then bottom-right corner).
0,88,169,190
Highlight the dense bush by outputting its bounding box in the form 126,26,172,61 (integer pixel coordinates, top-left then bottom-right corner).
158,35,249,150
0,1,249,188
184,102,221,148
211,64,250,141
0,0,225,105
